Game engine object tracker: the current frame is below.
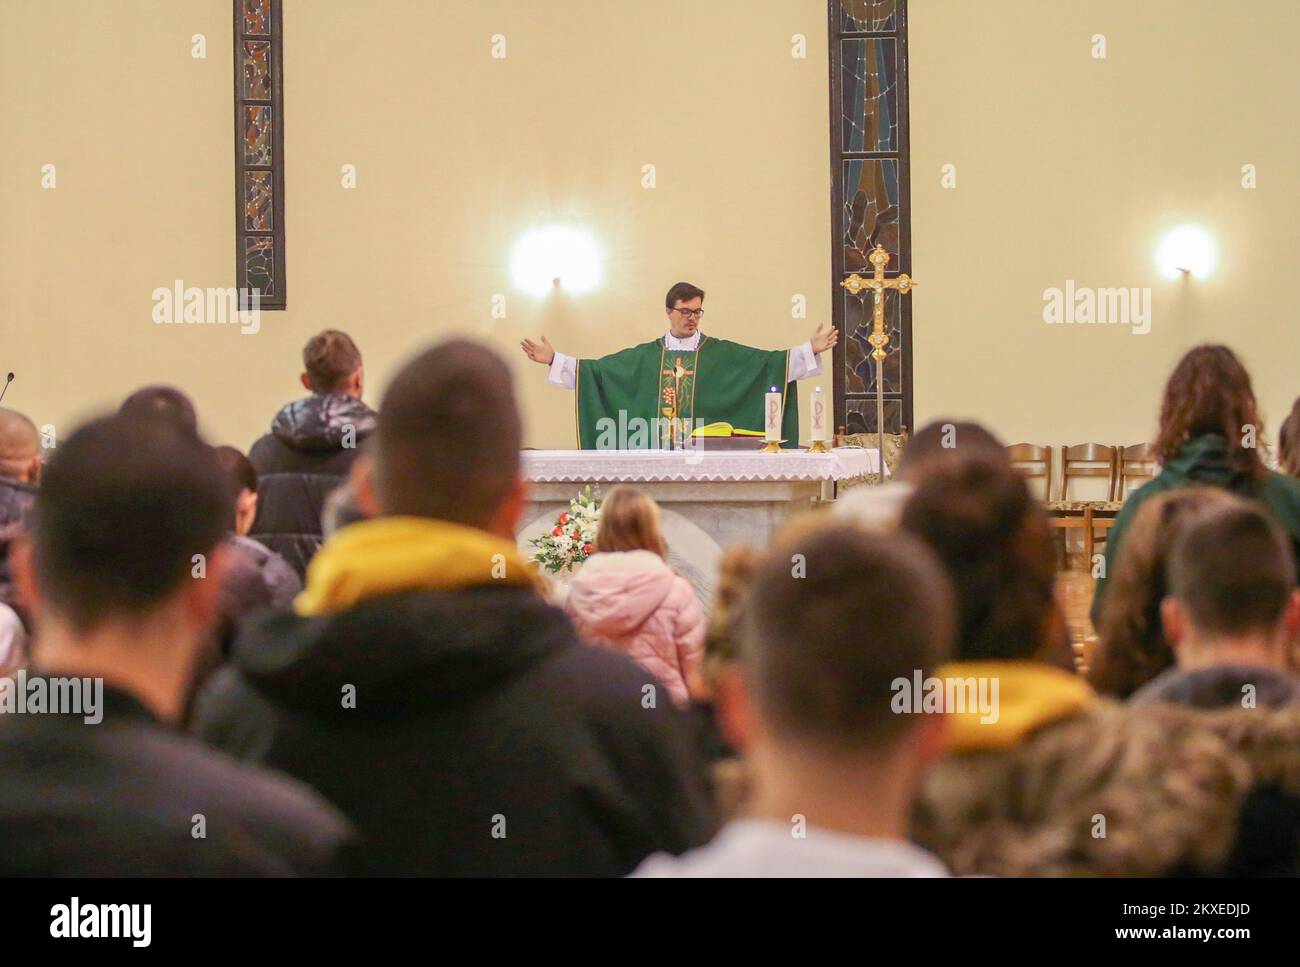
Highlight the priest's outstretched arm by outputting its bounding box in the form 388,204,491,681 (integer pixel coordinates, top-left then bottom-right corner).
519,323,839,390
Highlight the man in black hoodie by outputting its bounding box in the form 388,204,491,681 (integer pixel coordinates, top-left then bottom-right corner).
249,329,377,576
194,339,716,875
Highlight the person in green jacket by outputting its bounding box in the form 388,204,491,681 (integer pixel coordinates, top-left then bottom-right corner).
1092,345,1300,626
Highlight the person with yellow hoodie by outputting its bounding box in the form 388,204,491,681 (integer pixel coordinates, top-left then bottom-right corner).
193,339,715,876
900,459,1253,876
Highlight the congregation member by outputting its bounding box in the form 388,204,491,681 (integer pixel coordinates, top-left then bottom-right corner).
1280,395,1300,477
900,459,1247,876
0,407,40,666
1093,345,1300,621
248,330,377,576
637,522,953,877
0,415,352,874
213,445,302,617
195,340,714,876
119,384,201,437
833,418,1010,531
1130,503,1300,709
564,485,705,708
1088,488,1240,698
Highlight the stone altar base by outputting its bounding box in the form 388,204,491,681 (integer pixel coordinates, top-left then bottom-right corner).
516,449,879,610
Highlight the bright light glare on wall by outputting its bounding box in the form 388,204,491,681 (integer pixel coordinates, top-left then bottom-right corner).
509,225,602,296
1155,225,1217,280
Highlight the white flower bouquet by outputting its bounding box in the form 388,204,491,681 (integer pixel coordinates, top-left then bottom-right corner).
528,485,601,574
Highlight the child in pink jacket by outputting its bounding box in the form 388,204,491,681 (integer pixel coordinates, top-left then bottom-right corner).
565,486,705,707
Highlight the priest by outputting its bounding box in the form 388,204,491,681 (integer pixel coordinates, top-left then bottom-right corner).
520,282,838,449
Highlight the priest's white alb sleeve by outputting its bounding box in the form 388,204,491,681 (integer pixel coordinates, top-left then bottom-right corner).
547,351,577,390
786,341,823,382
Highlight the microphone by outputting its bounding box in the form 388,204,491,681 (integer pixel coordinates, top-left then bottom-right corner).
0,372,12,405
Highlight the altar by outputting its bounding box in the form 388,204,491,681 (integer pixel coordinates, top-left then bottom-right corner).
517,448,881,608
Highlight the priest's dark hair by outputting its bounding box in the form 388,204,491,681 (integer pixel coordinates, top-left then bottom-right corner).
664,282,705,309
373,338,521,528
303,329,363,394
897,419,1009,483
900,458,1059,664
742,521,955,749
119,384,199,438
1167,503,1296,637
32,413,230,632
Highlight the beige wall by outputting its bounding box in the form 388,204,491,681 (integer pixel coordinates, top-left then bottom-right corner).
909,0,1300,453
0,0,831,451
2,0,1296,457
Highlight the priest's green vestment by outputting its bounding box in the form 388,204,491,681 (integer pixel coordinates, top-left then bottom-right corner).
575,335,798,449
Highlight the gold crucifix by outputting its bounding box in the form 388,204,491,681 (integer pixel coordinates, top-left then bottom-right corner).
840,244,917,483
661,356,694,448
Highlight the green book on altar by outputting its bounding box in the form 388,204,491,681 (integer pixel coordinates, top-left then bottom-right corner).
574,335,797,449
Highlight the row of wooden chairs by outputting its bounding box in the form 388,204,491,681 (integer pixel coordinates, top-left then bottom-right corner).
1006,442,1157,504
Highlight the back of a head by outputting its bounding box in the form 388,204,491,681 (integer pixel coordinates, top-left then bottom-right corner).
0,407,39,480
1155,344,1262,475
1091,487,1243,696
897,419,1009,483
1167,504,1296,638
900,458,1056,662
594,485,666,557
375,339,521,527
742,523,955,751
213,445,257,499
303,329,362,394
33,414,230,632
119,385,199,438
1279,396,1300,477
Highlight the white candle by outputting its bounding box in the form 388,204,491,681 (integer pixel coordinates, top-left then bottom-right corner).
765,387,782,443
811,387,829,442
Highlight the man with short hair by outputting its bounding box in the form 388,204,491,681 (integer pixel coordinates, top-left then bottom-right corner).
637,523,953,877
0,415,352,874
248,330,376,576
521,283,838,448
1132,503,1300,709
196,339,714,875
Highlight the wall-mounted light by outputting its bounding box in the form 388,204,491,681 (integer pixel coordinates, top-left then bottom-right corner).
1155,224,1217,280
509,224,602,296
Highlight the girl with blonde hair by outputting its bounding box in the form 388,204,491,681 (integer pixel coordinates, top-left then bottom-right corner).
565,486,705,707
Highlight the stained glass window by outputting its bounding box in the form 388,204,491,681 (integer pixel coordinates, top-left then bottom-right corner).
830,0,911,435
234,0,285,309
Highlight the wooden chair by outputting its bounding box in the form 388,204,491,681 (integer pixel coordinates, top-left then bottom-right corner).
1006,443,1054,501
1117,442,1157,500
1065,443,1120,561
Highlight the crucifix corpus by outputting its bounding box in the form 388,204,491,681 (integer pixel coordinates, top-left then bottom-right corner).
840,244,917,483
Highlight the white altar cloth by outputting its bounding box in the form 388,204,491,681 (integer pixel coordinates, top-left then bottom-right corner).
520,447,881,483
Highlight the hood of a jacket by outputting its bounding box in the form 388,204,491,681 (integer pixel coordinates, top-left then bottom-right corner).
935,661,1095,752
566,550,676,637
230,584,573,717
294,516,537,616
270,393,376,452
1162,433,1252,489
